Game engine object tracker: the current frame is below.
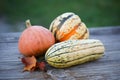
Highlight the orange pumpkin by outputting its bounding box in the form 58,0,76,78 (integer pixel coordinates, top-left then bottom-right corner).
18,20,55,57
49,12,89,42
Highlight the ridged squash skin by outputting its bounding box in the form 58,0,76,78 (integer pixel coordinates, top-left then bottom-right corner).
18,20,55,57
45,39,105,68
49,12,89,42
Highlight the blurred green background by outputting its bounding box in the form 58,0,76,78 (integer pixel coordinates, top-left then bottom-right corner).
0,0,120,32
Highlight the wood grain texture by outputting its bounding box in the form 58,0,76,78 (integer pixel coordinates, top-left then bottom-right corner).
0,27,120,80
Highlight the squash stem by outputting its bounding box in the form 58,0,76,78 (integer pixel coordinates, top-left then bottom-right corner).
26,19,32,28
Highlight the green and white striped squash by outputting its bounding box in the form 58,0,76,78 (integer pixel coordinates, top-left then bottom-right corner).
45,39,105,68
49,12,89,42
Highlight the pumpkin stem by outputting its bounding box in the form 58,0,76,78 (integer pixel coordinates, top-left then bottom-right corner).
26,19,32,28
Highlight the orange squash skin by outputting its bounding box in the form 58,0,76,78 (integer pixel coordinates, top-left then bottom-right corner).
18,25,55,57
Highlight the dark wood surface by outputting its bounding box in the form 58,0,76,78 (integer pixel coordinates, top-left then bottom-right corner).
0,27,120,80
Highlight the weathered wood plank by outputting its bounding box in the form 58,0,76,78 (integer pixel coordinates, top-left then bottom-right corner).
0,27,120,80
0,32,20,43
89,26,120,35
0,27,120,42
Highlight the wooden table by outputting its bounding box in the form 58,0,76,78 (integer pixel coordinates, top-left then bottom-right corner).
0,27,120,80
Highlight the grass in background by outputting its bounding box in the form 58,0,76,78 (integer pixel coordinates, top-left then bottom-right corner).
0,0,120,30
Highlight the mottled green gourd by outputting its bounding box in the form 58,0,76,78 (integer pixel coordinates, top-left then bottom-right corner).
45,39,105,68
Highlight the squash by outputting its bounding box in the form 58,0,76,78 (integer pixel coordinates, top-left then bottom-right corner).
49,12,89,42
18,20,55,57
45,39,105,68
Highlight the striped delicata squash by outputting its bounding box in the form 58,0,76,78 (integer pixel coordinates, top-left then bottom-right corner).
45,39,105,68
49,12,89,42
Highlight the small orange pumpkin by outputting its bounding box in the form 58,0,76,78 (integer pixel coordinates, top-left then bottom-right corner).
49,12,89,42
18,20,55,57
